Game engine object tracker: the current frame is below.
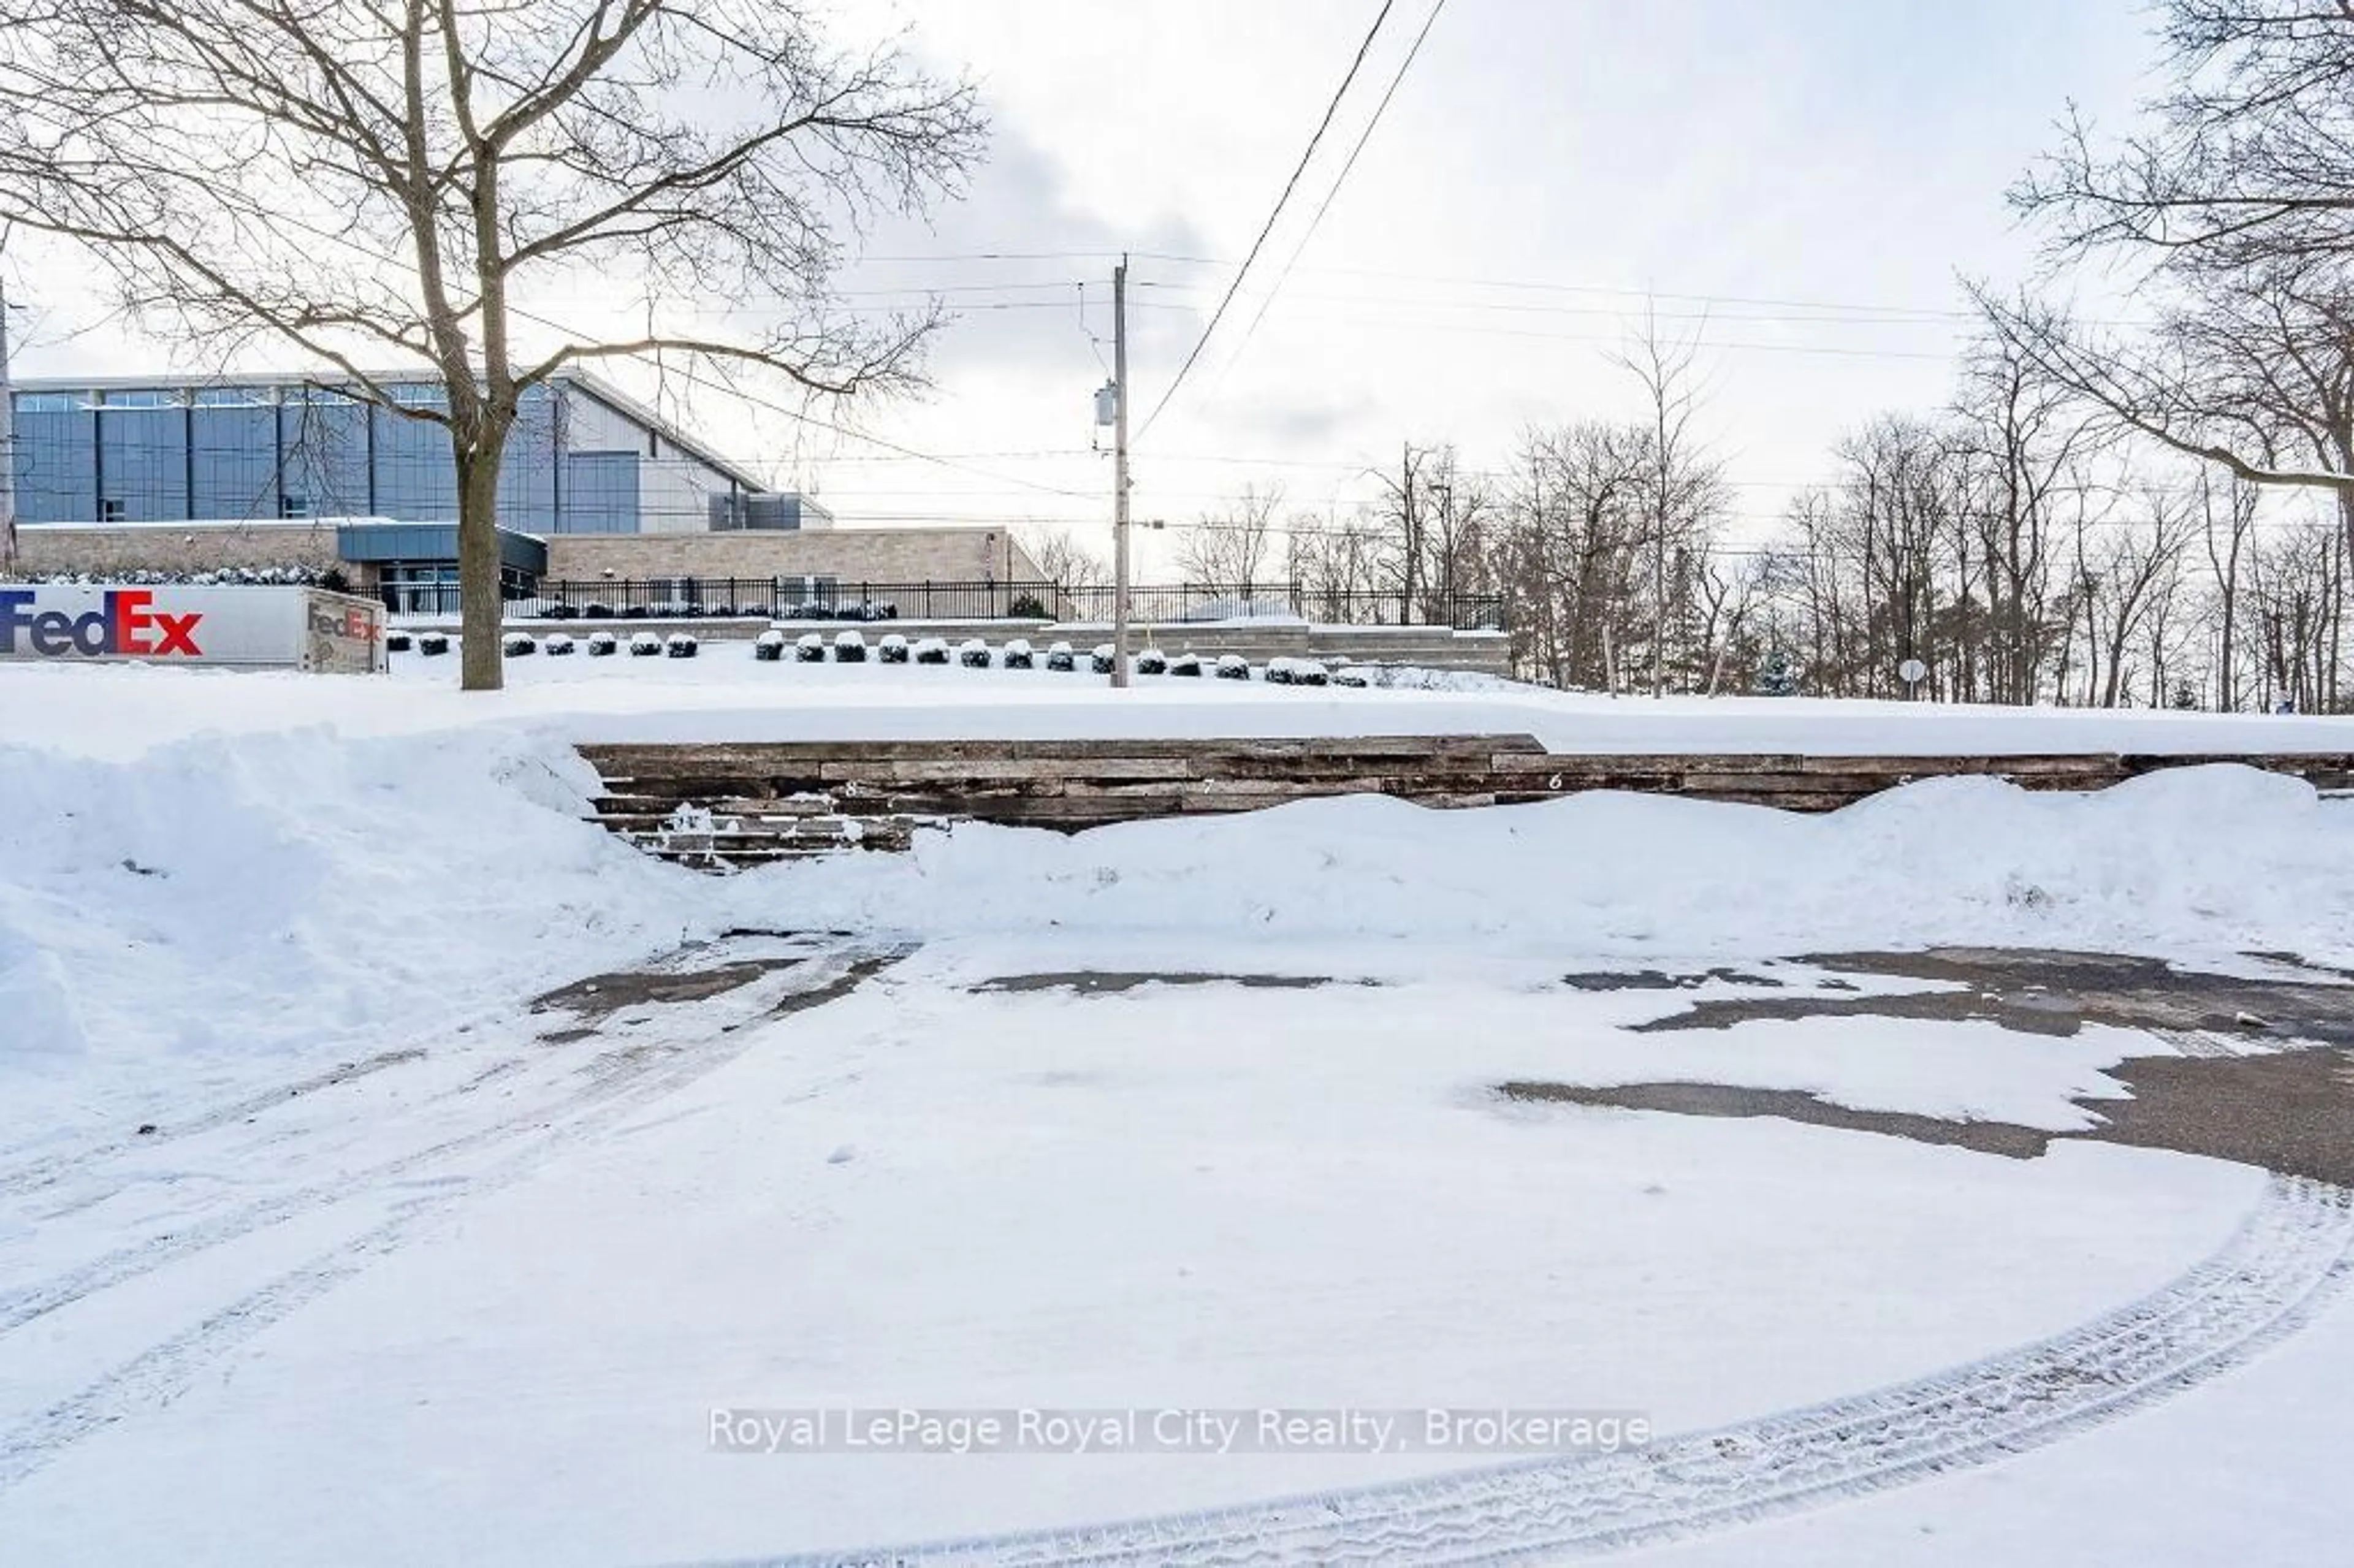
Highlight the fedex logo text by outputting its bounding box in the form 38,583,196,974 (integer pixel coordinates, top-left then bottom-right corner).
0,590,205,658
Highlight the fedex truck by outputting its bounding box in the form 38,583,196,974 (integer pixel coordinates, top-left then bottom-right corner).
0,584,387,673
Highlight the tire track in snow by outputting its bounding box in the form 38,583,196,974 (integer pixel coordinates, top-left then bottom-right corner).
0,932,844,1211
0,949,905,1495
0,1047,430,1203
0,937,862,1338
682,1174,2354,1568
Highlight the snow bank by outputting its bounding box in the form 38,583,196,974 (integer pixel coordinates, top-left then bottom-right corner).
745,764,2354,964
0,726,701,1116
4,658,2351,1123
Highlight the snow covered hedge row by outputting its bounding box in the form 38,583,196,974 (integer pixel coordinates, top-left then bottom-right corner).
395,633,1413,688
6,565,338,588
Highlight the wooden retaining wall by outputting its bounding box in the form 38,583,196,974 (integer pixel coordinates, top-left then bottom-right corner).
578,737,2354,870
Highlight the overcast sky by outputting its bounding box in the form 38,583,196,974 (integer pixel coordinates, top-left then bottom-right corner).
9,0,2164,572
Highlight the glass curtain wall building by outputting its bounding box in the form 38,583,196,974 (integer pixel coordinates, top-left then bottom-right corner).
7,370,771,535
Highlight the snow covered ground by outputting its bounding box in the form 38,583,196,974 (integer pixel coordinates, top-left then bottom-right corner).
2,657,2352,1564
5,645,2353,760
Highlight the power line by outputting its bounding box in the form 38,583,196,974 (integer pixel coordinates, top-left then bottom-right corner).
1124,301,1959,359
1132,0,1400,443
23,189,1098,509
1222,0,1450,381
501,302,1096,501
847,249,1122,264
1130,280,1967,328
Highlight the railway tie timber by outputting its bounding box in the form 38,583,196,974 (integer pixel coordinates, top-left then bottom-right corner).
574,737,2354,870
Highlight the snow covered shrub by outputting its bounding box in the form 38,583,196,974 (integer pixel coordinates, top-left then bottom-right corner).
878,633,910,664
587,630,619,657
1293,658,1330,687
543,633,577,657
384,630,413,653
753,630,786,662
501,633,538,657
795,632,827,662
628,631,663,657
1332,665,1370,688
1263,658,1295,685
959,639,992,668
914,637,951,665
833,630,869,662
1168,652,1203,677
1135,647,1168,674
1001,638,1035,669
665,633,698,658
417,631,449,656
1215,654,1251,680
1045,640,1076,672
579,602,614,620
1090,642,1116,674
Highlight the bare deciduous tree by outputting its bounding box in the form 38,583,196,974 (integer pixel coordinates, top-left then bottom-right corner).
1501,421,1648,690
1613,306,1726,696
1986,1,2354,570
1176,482,1281,593
1288,505,1394,620
2013,2,2354,278
0,0,983,687
1018,523,1109,592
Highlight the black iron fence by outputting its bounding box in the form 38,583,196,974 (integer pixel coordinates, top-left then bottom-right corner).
389,576,1506,630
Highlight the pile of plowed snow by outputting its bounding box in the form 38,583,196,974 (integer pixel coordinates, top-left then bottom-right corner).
5,660,2352,1117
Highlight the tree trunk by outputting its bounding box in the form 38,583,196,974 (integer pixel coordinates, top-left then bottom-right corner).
456,435,509,693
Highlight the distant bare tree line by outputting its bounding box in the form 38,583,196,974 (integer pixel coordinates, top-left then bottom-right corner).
1246,0,2354,710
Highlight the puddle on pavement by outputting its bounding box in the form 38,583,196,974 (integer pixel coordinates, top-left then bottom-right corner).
1503,1081,2057,1162
1562,967,1785,992
971,972,1374,996
530,932,842,1041
1512,947,2354,1184
1503,1045,2354,1185
1626,948,2354,1049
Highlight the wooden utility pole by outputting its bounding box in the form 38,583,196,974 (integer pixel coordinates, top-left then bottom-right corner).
1111,255,1132,688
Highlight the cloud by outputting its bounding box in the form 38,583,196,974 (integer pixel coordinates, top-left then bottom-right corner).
846,125,1214,382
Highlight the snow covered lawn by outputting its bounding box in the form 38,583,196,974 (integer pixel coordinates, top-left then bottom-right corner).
3,649,2352,760
2,659,2352,1564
